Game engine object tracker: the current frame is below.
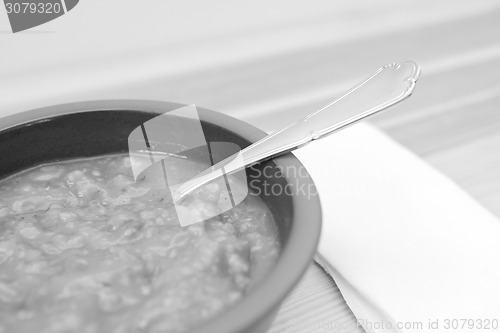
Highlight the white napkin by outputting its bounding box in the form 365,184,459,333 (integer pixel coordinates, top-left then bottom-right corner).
294,123,500,333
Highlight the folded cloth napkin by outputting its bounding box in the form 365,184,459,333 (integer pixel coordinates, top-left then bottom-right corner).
294,123,500,333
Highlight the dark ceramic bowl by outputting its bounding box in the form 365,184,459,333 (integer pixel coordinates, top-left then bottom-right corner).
0,100,322,333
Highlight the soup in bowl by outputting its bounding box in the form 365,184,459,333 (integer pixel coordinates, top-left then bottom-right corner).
0,101,321,333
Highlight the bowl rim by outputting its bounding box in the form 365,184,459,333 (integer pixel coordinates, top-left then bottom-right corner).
0,100,322,333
